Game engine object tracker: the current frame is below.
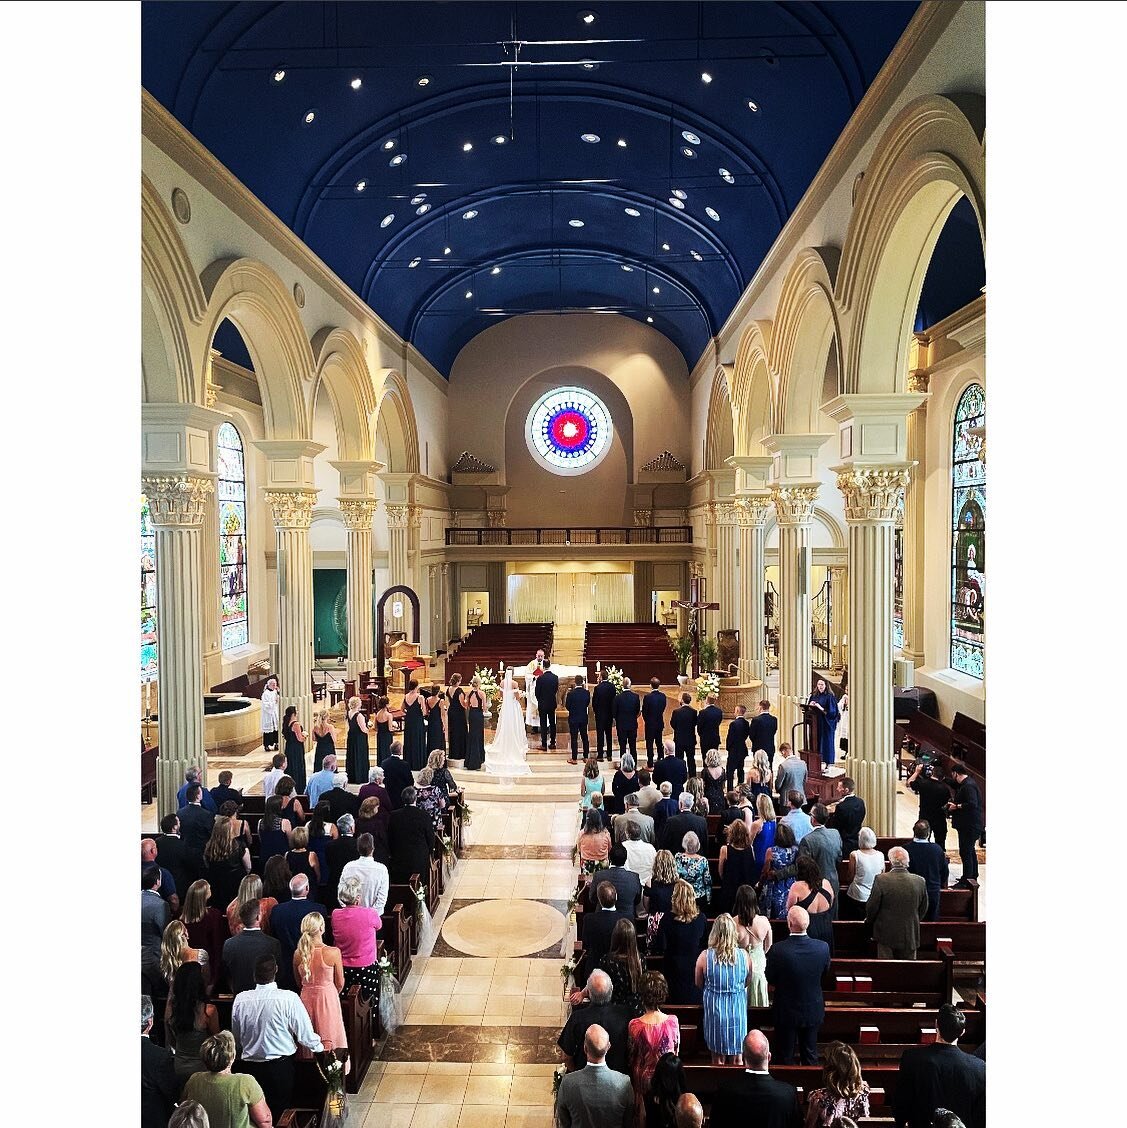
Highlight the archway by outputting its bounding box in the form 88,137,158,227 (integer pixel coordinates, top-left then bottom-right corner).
704,368,735,470
374,585,422,695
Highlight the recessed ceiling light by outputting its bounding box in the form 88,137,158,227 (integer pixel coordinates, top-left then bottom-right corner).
411,193,427,205
443,246,452,255
382,139,396,151
652,286,661,294
303,110,316,124
581,133,601,144
701,72,712,84
465,290,473,299
417,76,431,87
492,135,507,145
355,180,367,192
416,203,431,215
691,250,703,261
491,266,502,275
408,257,421,268
747,100,759,112
624,207,641,217
661,242,671,251
681,147,696,159
569,219,585,227
380,214,395,228
621,265,633,271
350,77,362,90
579,10,597,24
672,188,688,200
581,60,598,70
272,69,286,83
462,141,473,152
646,316,654,324
617,138,627,148
719,167,735,184
389,153,407,166
706,206,720,221
669,197,685,210
462,210,478,220
681,130,701,145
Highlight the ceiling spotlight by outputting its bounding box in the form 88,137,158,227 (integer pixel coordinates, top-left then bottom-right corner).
389,153,407,166
747,100,759,112
617,138,627,148
681,130,701,145
462,210,478,220
579,10,597,24
624,207,641,217
705,206,720,221
443,246,452,255
672,188,687,200
569,219,585,227
355,180,367,192
408,257,421,268
462,141,473,152
681,147,696,159
491,266,502,275
272,69,286,83
719,167,735,184
652,286,661,294
691,250,703,261
661,242,671,251
350,77,362,90
465,290,473,299
380,214,395,228
701,72,713,84
382,139,396,151
417,75,431,87
669,197,685,210
646,316,654,324
411,193,427,205
416,203,431,215
303,110,316,124
581,60,598,70
621,265,633,271
492,135,507,145
581,133,601,144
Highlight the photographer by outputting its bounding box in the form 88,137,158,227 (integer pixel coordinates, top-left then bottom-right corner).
906,759,952,850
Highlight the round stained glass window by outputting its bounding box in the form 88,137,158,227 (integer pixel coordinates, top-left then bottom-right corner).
525,386,613,475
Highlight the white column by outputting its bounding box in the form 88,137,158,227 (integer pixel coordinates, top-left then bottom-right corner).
715,506,738,639
829,564,849,671
199,350,225,689
340,499,378,680
735,495,772,685
902,372,929,666
143,474,215,819
384,504,411,634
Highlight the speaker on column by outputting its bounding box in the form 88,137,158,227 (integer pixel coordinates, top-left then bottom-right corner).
797,545,810,597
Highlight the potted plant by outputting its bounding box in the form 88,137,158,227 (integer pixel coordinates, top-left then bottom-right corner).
672,634,693,678
699,635,719,674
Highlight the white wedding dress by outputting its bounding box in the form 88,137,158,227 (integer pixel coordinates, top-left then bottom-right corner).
484,669,532,776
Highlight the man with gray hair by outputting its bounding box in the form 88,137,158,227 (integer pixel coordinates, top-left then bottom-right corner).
865,845,929,959
557,968,632,1074
269,872,327,989
555,1024,633,1128
176,765,217,813
660,789,709,854
382,738,414,810
306,753,339,806
141,994,180,1126
612,789,656,846
325,813,359,908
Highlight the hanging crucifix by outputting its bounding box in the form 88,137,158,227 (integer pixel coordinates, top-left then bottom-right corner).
672,574,719,678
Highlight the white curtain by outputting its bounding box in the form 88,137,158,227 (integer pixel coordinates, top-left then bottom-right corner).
507,574,557,622
557,573,596,626
593,574,634,622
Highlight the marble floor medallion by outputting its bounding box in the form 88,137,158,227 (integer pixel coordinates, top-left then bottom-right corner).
440,898,565,958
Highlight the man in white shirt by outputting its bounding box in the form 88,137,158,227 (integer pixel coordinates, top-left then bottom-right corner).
621,820,657,888
338,832,389,913
232,954,326,1120
262,752,287,799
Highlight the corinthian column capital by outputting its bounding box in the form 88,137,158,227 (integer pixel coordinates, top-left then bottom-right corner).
385,504,410,529
734,495,772,528
771,484,819,526
142,475,214,527
835,465,911,523
338,498,379,531
263,489,317,530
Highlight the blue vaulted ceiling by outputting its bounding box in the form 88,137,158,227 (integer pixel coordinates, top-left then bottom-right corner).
141,1,919,375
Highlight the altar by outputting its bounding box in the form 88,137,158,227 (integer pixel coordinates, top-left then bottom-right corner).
513,666,589,727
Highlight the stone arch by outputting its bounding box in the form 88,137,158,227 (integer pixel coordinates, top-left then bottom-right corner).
141,174,206,405
374,369,420,474
704,366,735,470
200,257,314,441
310,327,377,462
837,94,985,394
764,505,845,551
730,320,776,454
772,248,844,434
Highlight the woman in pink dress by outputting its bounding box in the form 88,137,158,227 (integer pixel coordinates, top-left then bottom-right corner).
293,912,348,1063
628,971,680,1124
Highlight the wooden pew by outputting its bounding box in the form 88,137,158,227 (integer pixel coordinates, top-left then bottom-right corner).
380,899,413,983
340,985,373,1092
142,741,157,803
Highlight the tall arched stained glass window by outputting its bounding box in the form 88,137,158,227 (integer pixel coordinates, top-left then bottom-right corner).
950,384,985,678
218,422,249,650
141,496,157,680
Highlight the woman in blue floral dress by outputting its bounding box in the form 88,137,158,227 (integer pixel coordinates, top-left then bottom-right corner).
759,820,799,919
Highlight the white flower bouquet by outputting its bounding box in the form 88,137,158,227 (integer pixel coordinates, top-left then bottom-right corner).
695,670,721,703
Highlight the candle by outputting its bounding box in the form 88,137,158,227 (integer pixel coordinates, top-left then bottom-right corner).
144,680,151,717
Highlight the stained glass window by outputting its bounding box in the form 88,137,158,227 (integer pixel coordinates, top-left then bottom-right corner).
950,383,985,678
218,422,249,650
524,386,613,475
141,496,158,681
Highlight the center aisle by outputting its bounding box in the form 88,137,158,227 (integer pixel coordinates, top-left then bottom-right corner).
352,748,590,1128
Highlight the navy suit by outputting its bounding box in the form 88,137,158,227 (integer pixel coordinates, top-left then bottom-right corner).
565,685,591,760
613,690,641,761
585,864,642,919
652,755,688,802
382,756,415,810
764,933,831,1064
641,690,667,766
724,716,751,788
904,839,949,921
894,1042,986,1128
176,804,215,858
696,705,723,759
749,711,778,757
269,897,327,989
536,669,560,748
670,704,698,776
580,907,627,983
592,680,617,760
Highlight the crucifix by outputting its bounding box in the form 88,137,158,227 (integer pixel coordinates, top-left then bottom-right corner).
672,574,719,678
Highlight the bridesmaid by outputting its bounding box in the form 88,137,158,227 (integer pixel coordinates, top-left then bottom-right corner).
312,711,336,773
373,696,394,767
345,696,371,785
464,675,486,771
425,685,447,753
282,706,307,796
402,679,429,771
446,673,468,761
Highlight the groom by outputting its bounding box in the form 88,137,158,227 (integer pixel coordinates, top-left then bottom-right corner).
536,660,560,750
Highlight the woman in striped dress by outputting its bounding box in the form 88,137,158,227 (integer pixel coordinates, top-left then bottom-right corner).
693,913,748,1065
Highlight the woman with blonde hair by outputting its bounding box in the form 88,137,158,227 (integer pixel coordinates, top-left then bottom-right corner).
803,1041,871,1127
749,791,778,883
427,748,459,796
202,815,251,910
655,878,708,1004
181,1030,271,1128
286,823,321,887
694,913,748,1064
346,694,371,784
684,775,708,815
643,848,678,944
180,879,227,985
312,709,336,773
227,873,278,936
294,911,348,1060
159,919,208,986
701,749,727,818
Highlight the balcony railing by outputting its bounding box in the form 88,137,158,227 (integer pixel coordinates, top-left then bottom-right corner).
445,525,693,547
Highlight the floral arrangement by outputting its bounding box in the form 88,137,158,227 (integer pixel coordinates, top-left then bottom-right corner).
474,665,502,710
461,802,473,826
605,665,626,694
695,670,721,703
315,1051,347,1116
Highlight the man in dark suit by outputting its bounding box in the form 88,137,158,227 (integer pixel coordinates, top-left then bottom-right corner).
827,777,866,856
557,969,632,1074
764,905,832,1065
583,845,642,918
222,898,281,994
669,693,699,777
177,766,218,813
565,676,592,763
660,792,708,855
141,995,180,1127
652,739,688,798
177,783,216,858
947,763,983,885
797,804,843,915
326,813,361,907
904,820,949,922
142,838,178,916
382,741,414,811
708,1030,801,1128
592,670,617,762
641,678,667,768
893,1003,985,1128
269,873,328,989
155,813,198,901
325,776,362,821
209,769,243,809
724,704,751,789
387,785,436,884
749,700,778,761
696,695,723,761
580,882,627,980
536,661,561,750
907,760,952,850
142,865,171,998
613,678,641,762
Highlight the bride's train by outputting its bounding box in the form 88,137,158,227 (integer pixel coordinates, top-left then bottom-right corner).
484,667,533,776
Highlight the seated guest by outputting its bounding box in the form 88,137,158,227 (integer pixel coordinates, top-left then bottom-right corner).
261,752,287,800
332,875,383,1000
141,995,180,1128
257,797,292,866
177,783,216,859
285,824,321,889
270,873,327,991
555,1025,633,1128
613,792,656,846
382,740,414,811
325,814,360,904
222,899,281,995
160,919,209,989
228,874,278,937
306,753,340,808
165,961,219,1084
209,769,243,810
414,766,448,833
644,1052,688,1128
576,809,612,874
202,816,252,912
182,1030,270,1128
142,837,179,916
628,971,680,1112
580,881,626,974
584,843,642,918
178,766,218,813
612,753,640,800
357,765,392,809
356,795,391,864
804,1041,870,1128
156,814,197,910
557,968,631,1074
655,879,708,1005
293,911,347,1057
708,1030,801,1128
904,819,949,922
388,785,436,885
764,906,831,1065
674,832,711,909
841,826,885,920
652,780,679,842
695,914,748,1065
622,820,657,888
338,832,389,913
261,856,293,910
893,1003,985,1128
275,776,306,827
634,768,661,816
180,879,228,987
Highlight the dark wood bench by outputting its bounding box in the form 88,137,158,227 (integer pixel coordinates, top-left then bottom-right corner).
142,742,157,804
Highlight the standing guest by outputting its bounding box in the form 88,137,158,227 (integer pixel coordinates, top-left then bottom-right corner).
718,819,759,915
557,969,632,1074
261,858,293,913
141,995,181,1127
675,1095,704,1128
338,833,389,913
425,685,447,753
669,694,699,779
622,821,657,888
578,882,627,976
719,789,746,831
345,697,371,786
464,678,487,771
589,918,646,1015
179,767,219,814
725,705,751,789
760,822,800,920
143,838,179,917
709,1030,801,1128
261,753,287,801
220,801,253,849
841,828,885,921
577,810,612,874
427,748,460,797
160,919,209,989
446,675,468,762
165,961,220,1084
750,753,775,798
808,678,841,770
388,786,436,884
653,739,689,800
325,814,360,907
284,825,320,889
222,899,281,994
674,832,711,910
652,781,679,842
733,885,772,1008
307,754,340,808
156,814,197,907
281,706,307,796
684,776,709,818
293,912,347,1057
555,1025,634,1128
904,820,949,922
765,906,832,1065
947,763,983,886
644,1053,688,1128
182,1030,270,1128
305,801,338,894
661,792,709,857
696,696,723,773
332,876,383,999
230,956,325,1120
592,669,617,763
694,914,749,1065
203,817,252,912
827,778,866,856
356,796,390,865
804,1042,871,1128
865,847,929,959
257,798,292,867
780,790,813,843
628,971,680,1113
786,854,836,955
614,677,642,762
178,784,217,860
612,753,641,801
750,700,778,763
749,793,779,885
358,765,393,810
654,879,708,1004
142,867,172,999
260,676,281,753
227,875,277,938
565,675,592,763
642,850,678,930
311,710,336,774
536,660,561,751
270,873,327,991
579,756,606,813
893,1004,985,1128
701,749,728,817
401,680,429,770
275,777,306,828
774,746,807,807
583,843,643,919
210,770,243,810
414,766,448,833
798,805,843,915
614,791,657,844
382,740,415,810
635,769,661,816
907,761,952,851
642,678,668,769
181,879,228,986
373,697,396,768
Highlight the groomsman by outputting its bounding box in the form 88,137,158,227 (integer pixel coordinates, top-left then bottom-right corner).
536,661,560,750
565,676,592,764
724,704,751,790
749,700,778,761
614,679,641,762
670,693,699,778
592,670,616,762
641,678,667,769
697,695,724,762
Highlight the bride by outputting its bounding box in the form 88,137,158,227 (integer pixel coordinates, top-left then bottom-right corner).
484,667,532,776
